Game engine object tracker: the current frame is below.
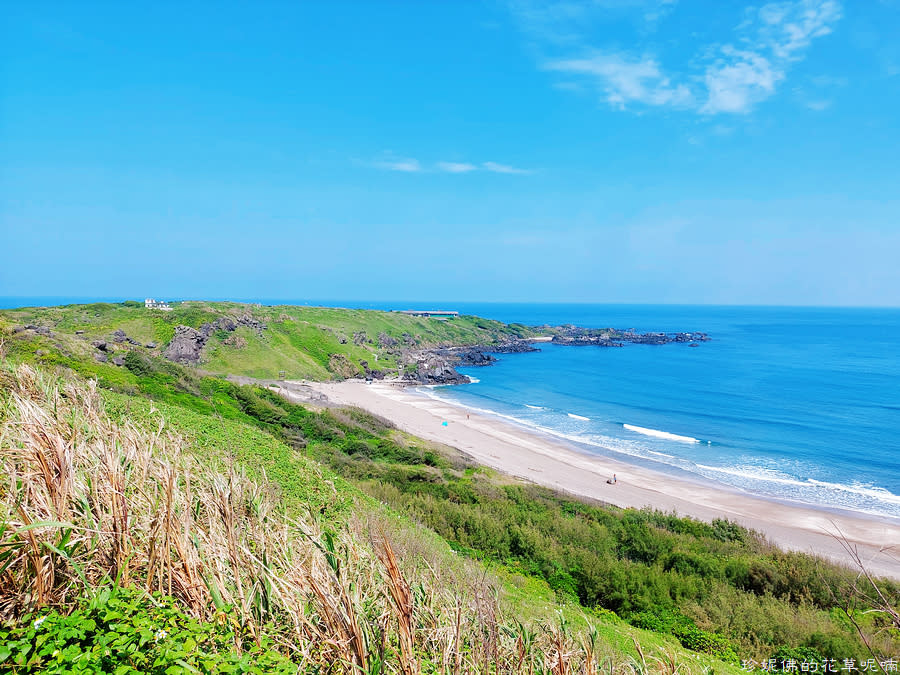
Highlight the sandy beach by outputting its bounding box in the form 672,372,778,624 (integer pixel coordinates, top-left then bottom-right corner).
278,378,900,579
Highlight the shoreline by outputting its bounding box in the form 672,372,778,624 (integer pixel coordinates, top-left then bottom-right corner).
283,378,900,579
420,384,900,529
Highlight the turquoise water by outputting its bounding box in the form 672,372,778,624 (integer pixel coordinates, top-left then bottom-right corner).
4,298,898,519
420,305,900,521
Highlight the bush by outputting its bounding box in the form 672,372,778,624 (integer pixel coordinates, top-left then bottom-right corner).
672,624,739,663
0,588,296,674
123,350,157,377
771,645,824,665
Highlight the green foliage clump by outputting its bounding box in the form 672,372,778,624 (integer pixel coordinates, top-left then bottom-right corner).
0,588,296,674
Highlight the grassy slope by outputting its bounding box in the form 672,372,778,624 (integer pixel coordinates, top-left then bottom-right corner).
2,304,897,668
113,390,758,673
0,300,538,380
0,361,742,674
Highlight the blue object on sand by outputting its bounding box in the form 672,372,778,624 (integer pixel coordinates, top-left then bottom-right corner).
442,421,448,426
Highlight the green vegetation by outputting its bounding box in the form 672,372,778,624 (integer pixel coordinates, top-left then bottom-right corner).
1,362,744,674
197,383,897,663
0,300,538,380
1,589,297,674
1,302,898,671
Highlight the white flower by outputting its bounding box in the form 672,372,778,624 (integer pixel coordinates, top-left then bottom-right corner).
154,629,168,642
33,616,46,629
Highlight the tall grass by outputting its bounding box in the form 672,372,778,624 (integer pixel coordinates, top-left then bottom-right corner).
1,363,732,672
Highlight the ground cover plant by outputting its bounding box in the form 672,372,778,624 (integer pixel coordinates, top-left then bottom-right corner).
1,307,898,671
0,362,749,673
0,301,538,381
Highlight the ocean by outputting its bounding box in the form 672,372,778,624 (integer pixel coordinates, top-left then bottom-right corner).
418,304,900,522
3,298,898,521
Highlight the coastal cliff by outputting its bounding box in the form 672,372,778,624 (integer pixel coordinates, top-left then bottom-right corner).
1,301,711,386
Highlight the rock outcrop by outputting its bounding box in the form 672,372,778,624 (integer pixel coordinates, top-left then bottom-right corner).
162,314,269,364
163,326,207,363
401,339,540,385
550,327,710,347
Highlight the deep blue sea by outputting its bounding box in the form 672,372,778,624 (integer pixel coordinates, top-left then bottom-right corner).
428,304,900,522
3,298,899,520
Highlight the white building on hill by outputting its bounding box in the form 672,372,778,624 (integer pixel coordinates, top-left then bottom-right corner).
144,298,173,311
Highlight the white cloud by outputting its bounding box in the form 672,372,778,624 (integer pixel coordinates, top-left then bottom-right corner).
700,0,842,114
804,98,832,110
700,47,781,114
483,161,532,174
437,161,478,173
508,0,843,116
757,0,842,60
366,156,531,175
547,51,693,108
373,157,422,172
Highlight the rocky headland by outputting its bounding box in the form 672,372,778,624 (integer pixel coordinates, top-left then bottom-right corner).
401,327,709,385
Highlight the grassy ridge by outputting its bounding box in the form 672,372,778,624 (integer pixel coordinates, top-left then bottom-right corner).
206,382,898,663
2,305,898,670
0,363,749,673
22,341,893,663
0,300,538,380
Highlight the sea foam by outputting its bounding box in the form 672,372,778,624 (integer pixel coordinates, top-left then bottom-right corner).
624,423,699,444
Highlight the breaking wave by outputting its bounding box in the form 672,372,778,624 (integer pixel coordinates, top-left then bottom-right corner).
624,424,700,444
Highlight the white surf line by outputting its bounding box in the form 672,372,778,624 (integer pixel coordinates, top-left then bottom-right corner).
624,423,699,444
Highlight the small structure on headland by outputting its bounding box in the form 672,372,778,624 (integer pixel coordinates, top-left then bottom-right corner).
394,310,459,320
144,298,173,311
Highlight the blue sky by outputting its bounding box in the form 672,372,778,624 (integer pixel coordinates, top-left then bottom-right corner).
2,1,898,305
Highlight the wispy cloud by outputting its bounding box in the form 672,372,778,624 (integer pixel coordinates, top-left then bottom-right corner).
547,51,693,109
367,156,532,175
508,0,843,115
700,47,782,114
804,98,832,110
371,156,422,172
437,161,478,173
483,161,532,174
700,0,842,113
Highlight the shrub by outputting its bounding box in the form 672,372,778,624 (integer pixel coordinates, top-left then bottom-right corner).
0,588,296,674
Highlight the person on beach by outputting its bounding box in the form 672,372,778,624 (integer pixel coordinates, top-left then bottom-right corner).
607,473,617,485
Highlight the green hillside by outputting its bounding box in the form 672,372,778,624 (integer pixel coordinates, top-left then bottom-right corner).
0,362,754,673
1,304,898,672
0,300,538,381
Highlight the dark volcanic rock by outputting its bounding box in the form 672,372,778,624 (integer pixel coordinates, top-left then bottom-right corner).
112,355,125,366
112,329,127,343
405,354,471,385
400,339,541,384
94,353,108,363
484,340,541,354
92,340,109,352
23,324,54,337
237,314,266,334
359,360,386,380
453,348,497,367
161,314,269,365
552,335,623,347
163,326,206,363
145,341,158,349
378,332,398,348
549,326,709,347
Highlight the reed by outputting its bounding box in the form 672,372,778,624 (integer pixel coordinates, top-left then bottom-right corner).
0,363,717,672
